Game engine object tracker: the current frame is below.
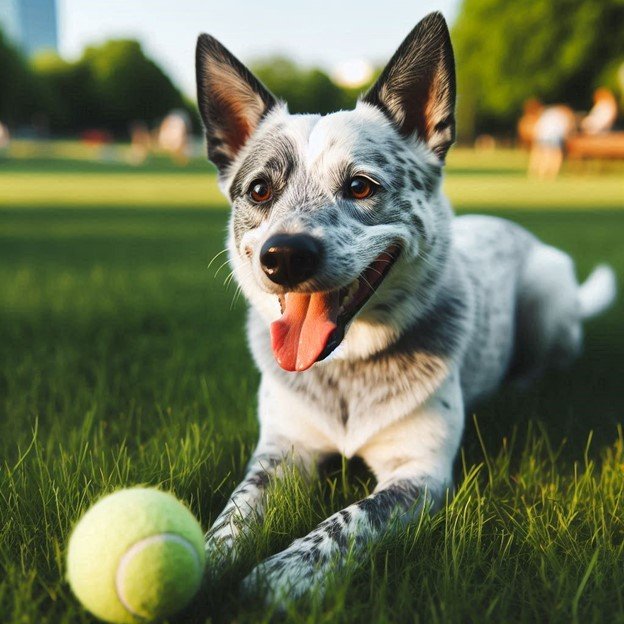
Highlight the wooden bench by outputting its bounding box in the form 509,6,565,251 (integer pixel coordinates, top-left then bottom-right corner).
566,132,624,160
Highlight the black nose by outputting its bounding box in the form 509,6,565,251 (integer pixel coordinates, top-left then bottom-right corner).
260,233,322,287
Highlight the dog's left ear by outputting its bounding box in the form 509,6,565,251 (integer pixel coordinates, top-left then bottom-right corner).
362,12,456,161
196,34,276,173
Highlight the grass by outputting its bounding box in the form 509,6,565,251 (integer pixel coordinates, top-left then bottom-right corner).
0,145,623,623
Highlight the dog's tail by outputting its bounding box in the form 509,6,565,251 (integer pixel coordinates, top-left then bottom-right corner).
578,264,617,319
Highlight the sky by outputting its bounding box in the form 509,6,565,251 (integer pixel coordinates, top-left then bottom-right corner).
58,0,461,97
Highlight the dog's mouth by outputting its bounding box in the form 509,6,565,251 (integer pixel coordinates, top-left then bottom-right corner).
270,244,401,372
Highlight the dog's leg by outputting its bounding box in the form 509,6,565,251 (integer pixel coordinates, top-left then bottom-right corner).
205,436,315,566
242,372,464,604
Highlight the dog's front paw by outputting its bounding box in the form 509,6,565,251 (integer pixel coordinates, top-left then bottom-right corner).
241,545,329,607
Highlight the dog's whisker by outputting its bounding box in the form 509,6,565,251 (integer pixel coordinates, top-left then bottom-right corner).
359,275,379,298
230,285,245,310
207,248,229,271
367,268,385,280
224,265,254,291
214,259,232,279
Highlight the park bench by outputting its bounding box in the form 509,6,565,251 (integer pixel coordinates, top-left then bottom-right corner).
566,132,624,160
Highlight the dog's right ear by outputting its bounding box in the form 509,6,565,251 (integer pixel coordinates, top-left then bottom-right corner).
361,12,456,161
196,35,276,173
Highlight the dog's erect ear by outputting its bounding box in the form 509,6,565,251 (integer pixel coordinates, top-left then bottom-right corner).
362,12,456,161
196,34,276,172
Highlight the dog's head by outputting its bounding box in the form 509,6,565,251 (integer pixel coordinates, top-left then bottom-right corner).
196,12,456,372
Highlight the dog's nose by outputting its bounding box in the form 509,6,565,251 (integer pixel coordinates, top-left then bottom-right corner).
260,233,322,287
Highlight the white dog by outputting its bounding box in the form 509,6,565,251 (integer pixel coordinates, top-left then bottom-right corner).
195,12,616,602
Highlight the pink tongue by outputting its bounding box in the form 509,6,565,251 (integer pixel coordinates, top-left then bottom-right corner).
270,291,339,372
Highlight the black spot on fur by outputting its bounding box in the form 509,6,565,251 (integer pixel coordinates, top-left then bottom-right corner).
322,518,349,550
340,509,352,524
372,153,389,168
409,169,424,190
246,470,270,489
339,397,349,425
411,213,426,240
301,547,322,565
355,482,420,531
325,210,340,226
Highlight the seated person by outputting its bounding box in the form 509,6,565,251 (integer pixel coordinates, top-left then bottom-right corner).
581,88,618,135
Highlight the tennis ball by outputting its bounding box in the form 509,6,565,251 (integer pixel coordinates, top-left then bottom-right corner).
66,487,206,623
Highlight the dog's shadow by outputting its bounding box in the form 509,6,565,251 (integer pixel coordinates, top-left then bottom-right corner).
463,322,622,469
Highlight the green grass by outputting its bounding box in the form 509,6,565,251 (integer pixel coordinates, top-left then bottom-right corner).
0,146,623,623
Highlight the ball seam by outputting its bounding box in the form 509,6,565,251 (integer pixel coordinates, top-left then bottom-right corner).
115,532,201,618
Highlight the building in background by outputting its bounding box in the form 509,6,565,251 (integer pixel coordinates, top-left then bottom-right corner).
0,0,58,57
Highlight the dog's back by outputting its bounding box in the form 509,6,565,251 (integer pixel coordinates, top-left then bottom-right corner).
453,215,616,401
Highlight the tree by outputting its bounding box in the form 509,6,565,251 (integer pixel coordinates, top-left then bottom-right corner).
32,51,92,131
0,30,45,127
80,39,184,133
251,56,355,114
33,39,186,134
1,31,186,135
452,0,624,139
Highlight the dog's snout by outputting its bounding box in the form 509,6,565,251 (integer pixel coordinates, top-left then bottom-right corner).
260,233,322,287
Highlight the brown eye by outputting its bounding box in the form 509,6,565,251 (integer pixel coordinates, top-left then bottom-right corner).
348,176,377,200
249,179,272,203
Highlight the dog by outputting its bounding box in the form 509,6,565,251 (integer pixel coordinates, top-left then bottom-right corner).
195,12,617,603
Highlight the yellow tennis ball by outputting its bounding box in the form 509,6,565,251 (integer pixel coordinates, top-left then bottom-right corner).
66,487,205,623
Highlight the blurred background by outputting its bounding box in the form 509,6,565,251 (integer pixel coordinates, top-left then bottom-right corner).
0,0,623,159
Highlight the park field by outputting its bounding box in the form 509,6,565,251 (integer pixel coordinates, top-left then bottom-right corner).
0,146,623,623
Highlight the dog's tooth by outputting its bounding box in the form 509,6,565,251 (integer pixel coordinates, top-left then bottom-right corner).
338,280,359,314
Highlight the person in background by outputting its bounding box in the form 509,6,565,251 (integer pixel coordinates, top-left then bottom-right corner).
158,110,190,165
0,122,10,152
528,104,576,179
581,88,619,135
128,121,151,165
518,98,544,149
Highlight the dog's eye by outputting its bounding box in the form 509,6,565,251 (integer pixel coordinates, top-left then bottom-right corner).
249,179,272,203
347,176,377,200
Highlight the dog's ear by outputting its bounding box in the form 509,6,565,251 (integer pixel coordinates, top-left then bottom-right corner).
362,12,456,161
196,34,276,172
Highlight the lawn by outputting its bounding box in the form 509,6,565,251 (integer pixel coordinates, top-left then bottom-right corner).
0,146,623,623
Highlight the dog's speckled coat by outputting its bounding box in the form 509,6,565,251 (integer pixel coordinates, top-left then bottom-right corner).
195,12,616,603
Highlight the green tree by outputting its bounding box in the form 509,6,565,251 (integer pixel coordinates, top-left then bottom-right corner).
1,32,186,135
81,39,184,133
0,30,44,127
251,56,356,114
32,51,92,131
452,0,624,139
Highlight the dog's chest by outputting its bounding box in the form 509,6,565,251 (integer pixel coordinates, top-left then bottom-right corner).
272,352,451,456
250,288,470,455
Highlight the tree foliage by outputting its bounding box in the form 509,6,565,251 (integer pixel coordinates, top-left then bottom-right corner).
452,0,624,138
80,39,184,132
0,30,44,126
252,56,361,114
2,33,185,135
32,51,92,130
